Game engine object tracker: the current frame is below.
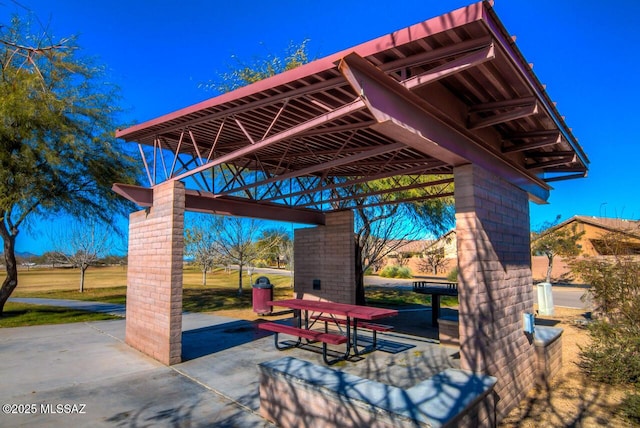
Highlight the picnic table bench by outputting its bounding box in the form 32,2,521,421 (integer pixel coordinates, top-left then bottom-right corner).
261,299,398,365
258,322,348,365
309,315,394,353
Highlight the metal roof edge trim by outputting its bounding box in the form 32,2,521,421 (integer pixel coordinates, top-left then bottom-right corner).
115,2,486,140
481,1,590,169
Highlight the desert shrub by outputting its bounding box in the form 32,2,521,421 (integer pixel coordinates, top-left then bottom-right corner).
446,266,459,282
621,393,640,424
253,259,268,268
578,319,640,384
395,266,412,278
379,265,412,278
570,229,640,386
379,266,398,278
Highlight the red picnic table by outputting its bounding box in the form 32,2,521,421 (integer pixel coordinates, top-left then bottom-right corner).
259,299,398,365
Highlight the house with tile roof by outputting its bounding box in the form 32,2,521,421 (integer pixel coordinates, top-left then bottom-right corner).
536,216,640,257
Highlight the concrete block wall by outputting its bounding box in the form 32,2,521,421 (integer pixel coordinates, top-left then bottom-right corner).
125,181,185,365
438,316,460,347
294,211,356,304
259,357,497,428
454,164,536,421
535,328,563,386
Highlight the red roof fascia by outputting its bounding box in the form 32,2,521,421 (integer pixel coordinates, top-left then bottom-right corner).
116,1,486,140
479,4,590,168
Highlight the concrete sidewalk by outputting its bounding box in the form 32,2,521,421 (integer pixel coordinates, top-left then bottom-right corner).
8,298,127,317
1,309,459,427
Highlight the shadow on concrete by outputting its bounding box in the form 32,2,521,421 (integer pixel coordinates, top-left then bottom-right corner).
182,319,269,361
534,318,561,327
376,303,459,341
182,315,420,363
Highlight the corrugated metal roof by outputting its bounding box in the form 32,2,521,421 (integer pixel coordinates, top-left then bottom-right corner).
114,1,588,219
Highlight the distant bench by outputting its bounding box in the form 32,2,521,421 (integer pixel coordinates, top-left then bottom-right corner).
413,280,458,292
258,322,348,365
259,356,497,428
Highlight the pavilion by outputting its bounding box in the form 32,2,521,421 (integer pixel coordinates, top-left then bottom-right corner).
113,1,588,423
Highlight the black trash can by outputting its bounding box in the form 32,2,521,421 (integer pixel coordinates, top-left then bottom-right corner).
252,276,273,315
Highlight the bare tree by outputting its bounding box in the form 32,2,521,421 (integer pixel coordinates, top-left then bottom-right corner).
352,204,426,303
255,228,289,268
281,237,295,287
419,247,447,275
215,217,264,295
395,249,414,267
49,220,113,292
185,215,225,286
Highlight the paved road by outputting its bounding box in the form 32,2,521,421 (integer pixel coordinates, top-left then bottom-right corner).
364,276,591,310
535,286,591,310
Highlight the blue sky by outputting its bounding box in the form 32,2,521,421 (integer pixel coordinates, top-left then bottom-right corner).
3,0,639,254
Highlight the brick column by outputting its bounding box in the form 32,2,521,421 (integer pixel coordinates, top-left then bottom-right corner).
454,164,536,420
294,211,355,303
125,181,185,365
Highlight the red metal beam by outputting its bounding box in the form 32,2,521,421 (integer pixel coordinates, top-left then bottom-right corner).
338,52,551,203
502,131,561,153
259,164,448,203
112,183,153,207
185,191,325,225
169,99,365,183
327,191,455,211
111,183,325,225
213,142,406,197
295,177,454,208
468,102,538,130
403,43,495,90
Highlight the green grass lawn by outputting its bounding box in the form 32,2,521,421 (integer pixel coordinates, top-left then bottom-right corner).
365,286,458,307
3,265,457,327
0,303,120,328
12,286,128,304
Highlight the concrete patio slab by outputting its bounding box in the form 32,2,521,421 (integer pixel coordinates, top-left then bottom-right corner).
0,311,458,427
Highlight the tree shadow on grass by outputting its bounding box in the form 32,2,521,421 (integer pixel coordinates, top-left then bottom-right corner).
0,304,117,327
182,288,253,312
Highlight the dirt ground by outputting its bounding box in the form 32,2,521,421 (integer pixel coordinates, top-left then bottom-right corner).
501,307,635,427
215,306,635,427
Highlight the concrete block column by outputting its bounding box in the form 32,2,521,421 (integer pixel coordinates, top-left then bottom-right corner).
294,211,356,303
454,164,536,420
125,181,185,365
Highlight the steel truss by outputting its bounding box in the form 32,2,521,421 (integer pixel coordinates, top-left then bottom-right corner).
117,4,588,222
